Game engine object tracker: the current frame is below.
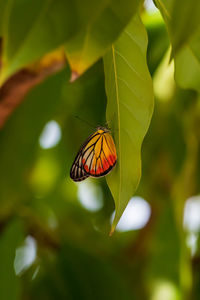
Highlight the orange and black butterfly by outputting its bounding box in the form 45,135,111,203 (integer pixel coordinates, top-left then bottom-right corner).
70,127,117,182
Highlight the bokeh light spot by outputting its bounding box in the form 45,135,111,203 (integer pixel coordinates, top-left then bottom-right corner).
144,0,158,14
186,232,198,257
111,196,151,232
14,236,37,276
77,180,103,212
184,196,200,232
39,120,61,149
184,196,200,256
151,281,181,300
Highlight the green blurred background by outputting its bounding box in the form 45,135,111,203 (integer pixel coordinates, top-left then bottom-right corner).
0,1,200,300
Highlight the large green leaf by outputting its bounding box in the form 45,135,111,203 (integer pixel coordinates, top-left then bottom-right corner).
0,219,24,300
154,0,200,55
104,14,154,234
0,0,118,84
65,0,140,78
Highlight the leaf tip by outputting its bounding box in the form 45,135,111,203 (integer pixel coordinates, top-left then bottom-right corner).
70,71,79,82
109,225,116,237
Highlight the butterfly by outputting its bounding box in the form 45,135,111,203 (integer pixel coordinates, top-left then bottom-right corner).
70,127,117,182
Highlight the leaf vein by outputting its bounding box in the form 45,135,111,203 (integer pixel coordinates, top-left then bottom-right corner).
114,49,143,80
119,100,143,127
117,76,141,102
124,30,142,50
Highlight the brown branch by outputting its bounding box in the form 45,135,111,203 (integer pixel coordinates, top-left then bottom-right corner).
0,57,66,129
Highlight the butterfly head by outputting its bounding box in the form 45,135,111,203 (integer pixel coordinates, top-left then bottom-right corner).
96,126,110,133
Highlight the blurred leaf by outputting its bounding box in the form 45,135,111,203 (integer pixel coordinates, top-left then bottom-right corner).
28,47,66,73
154,0,200,55
147,203,180,282
174,29,200,92
28,243,133,300
65,0,140,78
146,201,182,300
153,48,175,102
104,15,154,234
143,12,169,75
171,0,200,54
0,0,6,36
155,0,200,92
0,49,66,129
0,0,115,83
0,219,24,300
0,70,67,211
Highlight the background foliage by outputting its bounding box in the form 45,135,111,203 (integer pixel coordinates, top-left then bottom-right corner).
0,0,200,299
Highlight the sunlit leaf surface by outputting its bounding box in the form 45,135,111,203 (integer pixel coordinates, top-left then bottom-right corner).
65,0,140,77
104,14,154,233
1,0,124,83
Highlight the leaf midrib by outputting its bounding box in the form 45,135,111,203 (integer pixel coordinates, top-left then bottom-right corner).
111,45,121,207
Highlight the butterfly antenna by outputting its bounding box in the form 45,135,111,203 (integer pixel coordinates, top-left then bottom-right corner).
73,115,96,129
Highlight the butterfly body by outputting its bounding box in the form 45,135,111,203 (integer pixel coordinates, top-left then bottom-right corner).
70,127,117,182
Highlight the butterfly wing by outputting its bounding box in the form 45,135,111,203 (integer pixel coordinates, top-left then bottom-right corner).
70,131,100,181
70,128,117,181
82,130,117,177
70,150,89,182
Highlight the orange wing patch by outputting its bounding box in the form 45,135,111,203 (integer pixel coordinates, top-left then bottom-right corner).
70,128,117,181
82,130,117,177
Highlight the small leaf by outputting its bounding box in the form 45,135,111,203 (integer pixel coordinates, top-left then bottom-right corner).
104,14,154,234
65,0,140,77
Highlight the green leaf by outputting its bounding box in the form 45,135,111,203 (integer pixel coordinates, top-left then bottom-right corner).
155,0,200,92
0,0,7,36
174,29,200,92
65,0,140,78
0,70,66,208
0,0,114,83
154,0,200,55
146,202,183,299
104,14,154,234
143,12,169,74
29,243,133,300
0,219,25,300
